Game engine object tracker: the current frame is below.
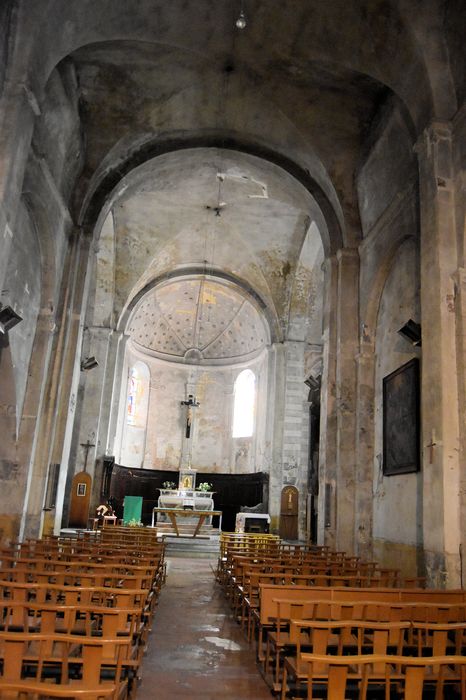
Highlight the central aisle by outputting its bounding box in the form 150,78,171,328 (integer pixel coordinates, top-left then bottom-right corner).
136,556,272,699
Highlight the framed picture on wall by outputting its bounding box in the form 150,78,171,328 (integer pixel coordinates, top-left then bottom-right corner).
383,357,420,476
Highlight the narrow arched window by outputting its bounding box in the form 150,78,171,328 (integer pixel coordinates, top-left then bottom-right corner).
232,369,256,438
126,363,149,427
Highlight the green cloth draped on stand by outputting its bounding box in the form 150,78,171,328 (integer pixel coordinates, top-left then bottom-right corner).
123,495,143,524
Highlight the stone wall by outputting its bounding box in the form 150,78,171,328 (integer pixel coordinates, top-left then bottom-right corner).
373,239,421,576
356,99,422,576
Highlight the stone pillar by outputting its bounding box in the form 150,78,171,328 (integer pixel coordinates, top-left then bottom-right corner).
318,256,338,548
335,248,359,554
52,231,93,533
268,343,285,531
107,333,129,459
354,344,375,560
73,325,123,508
222,381,234,472
18,306,57,539
452,106,466,586
281,340,309,539
417,121,461,587
453,268,466,587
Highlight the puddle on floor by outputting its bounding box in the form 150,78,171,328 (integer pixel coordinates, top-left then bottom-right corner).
203,636,242,651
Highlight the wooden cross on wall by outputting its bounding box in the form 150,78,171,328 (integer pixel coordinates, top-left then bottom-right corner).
80,440,95,472
426,430,437,464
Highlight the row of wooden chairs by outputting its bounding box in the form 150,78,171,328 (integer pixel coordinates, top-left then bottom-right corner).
291,653,466,700
0,531,166,698
216,534,466,697
264,597,466,688
278,619,466,698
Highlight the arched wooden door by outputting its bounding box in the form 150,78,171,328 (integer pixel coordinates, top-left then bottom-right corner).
68,472,92,528
279,485,299,540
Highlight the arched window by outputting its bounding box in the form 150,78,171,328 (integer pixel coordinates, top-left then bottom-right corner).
126,363,149,428
127,366,141,425
232,369,256,438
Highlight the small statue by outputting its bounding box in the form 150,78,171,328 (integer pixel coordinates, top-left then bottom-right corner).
96,500,114,522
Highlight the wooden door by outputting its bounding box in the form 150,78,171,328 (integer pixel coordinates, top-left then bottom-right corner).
68,472,92,528
279,485,299,540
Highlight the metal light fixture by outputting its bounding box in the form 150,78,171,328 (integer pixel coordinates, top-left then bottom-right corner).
398,319,422,346
81,356,99,371
236,1,246,29
0,305,22,334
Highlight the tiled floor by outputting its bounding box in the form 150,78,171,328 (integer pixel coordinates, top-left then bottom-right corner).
136,556,273,699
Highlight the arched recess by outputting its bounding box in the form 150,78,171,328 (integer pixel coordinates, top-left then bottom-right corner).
116,360,151,468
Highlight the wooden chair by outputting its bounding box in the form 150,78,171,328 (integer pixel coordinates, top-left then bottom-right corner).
298,653,466,700
0,631,131,699
280,620,410,700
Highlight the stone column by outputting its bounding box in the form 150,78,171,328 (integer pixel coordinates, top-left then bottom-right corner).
452,106,466,586
106,333,129,458
268,343,285,531
318,256,338,548
222,380,234,472
281,340,309,539
73,325,122,508
417,121,461,587
453,268,466,587
354,343,375,560
335,248,359,554
52,231,93,533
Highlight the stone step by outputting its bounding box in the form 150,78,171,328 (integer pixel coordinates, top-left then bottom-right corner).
162,534,220,558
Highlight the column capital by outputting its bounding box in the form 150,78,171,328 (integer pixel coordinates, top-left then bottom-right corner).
415,120,453,153
452,267,466,291
453,102,466,131
336,247,359,264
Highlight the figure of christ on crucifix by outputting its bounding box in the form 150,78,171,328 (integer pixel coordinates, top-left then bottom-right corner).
180,395,200,438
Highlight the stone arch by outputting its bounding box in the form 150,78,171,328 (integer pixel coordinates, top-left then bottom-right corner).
363,234,418,354
19,6,438,130
80,137,343,256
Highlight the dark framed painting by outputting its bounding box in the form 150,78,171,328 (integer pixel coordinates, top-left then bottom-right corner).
383,357,420,476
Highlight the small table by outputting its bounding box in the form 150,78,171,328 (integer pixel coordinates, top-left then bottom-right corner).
88,515,117,530
152,507,222,537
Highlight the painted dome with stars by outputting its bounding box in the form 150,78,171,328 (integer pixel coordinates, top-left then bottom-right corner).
126,276,269,365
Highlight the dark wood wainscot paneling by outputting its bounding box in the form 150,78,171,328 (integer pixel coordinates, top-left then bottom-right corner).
109,465,267,530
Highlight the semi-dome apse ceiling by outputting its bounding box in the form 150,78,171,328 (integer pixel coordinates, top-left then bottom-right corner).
127,276,269,365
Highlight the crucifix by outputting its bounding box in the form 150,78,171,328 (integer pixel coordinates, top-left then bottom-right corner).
180,395,200,439
80,440,95,472
426,429,437,464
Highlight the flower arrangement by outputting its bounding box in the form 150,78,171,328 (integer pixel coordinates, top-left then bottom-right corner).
162,481,176,490
196,482,213,492
127,518,143,527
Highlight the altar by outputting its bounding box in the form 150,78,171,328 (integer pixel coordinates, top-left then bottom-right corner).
157,488,215,512
152,507,222,536
154,468,220,536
